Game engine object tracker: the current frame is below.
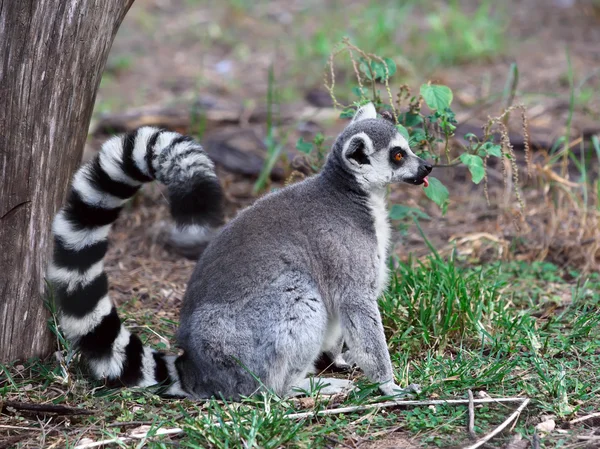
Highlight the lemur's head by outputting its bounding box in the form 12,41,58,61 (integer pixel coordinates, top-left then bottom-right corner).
331,103,432,190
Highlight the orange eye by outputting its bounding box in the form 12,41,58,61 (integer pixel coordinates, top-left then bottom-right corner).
394,152,403,162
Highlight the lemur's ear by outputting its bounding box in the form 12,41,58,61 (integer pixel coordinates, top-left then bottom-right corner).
351,102,377,124
343,133,373,167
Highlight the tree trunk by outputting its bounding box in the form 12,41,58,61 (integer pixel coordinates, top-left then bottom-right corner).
0,0,135,362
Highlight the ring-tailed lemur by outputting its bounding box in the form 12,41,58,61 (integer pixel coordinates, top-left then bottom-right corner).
48,103,432,399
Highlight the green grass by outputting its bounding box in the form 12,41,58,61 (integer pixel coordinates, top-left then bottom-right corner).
385,256,600,421
2,257,599,448
419,0,507,68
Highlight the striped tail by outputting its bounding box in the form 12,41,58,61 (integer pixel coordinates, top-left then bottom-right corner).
47,127,223,395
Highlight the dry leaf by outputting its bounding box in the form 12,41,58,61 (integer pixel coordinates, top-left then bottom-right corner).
296,397,315,409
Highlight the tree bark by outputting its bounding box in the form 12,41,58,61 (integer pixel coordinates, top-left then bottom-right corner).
0,0,135,362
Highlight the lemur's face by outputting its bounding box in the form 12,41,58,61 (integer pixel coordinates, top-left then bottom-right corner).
339,103,432,190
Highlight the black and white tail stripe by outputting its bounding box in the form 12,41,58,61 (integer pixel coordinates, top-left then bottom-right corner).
48,127,223,394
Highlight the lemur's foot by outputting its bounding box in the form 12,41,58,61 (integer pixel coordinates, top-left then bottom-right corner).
331,354,352,371
379,381,421,400
314,352,353,373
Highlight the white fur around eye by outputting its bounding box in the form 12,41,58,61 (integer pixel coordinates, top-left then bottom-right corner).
389,134,411,152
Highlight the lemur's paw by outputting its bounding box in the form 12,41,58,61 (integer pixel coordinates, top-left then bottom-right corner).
331,354,352,371
379,381,421,400
341,350,359,368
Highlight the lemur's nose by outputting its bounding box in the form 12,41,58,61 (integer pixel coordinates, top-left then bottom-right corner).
423,163,433,174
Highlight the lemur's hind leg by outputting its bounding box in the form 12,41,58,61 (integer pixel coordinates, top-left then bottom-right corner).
178,272,334,399
259,274,335,397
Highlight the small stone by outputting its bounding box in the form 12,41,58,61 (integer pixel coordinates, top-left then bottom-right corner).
536,419,556,434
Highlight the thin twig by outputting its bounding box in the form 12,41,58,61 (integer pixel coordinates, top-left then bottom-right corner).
569,412,600,425
433,161,462,168
106,420,153,428
467,390,476,440
532,432,541,449
0,424,39,431
2,401,95,416
73,427,184,449
285,397,528,420
462,398,530,449
578,435,600,441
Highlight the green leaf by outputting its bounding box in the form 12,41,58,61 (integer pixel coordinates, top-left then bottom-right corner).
464,133,478,140
400,112,423,127
396,124,409,140
409,129,427,147
424,177,449,214
371,60,386,80
359,58,396,82
389,205,431,221
359,58,373,80
459,153,486,184
482,142,502,157
313,132,325,146
420,84,453,111
340,108,355,119
352,86,368,98
295,137,313,155
383,58,397,77
416,150,434,160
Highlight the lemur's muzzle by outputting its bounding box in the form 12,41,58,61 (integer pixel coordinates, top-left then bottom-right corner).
406,158,433,187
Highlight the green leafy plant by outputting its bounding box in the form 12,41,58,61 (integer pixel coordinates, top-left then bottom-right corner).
314,40,530,218
295,133,327,172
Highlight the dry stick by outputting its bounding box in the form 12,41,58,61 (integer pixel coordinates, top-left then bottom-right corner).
569,411,600,425
467,390,476,440
0,424,39,431
462,398,530,449
73,427,184,449
2,401,95,416
285,397,527,420
578,435,600,441
106,420,154,428
74,397,529,449
532,432,541,449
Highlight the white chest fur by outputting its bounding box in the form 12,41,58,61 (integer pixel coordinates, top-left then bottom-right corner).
368,191,391,295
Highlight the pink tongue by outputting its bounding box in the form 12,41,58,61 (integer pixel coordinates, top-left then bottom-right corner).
423,177,429,188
